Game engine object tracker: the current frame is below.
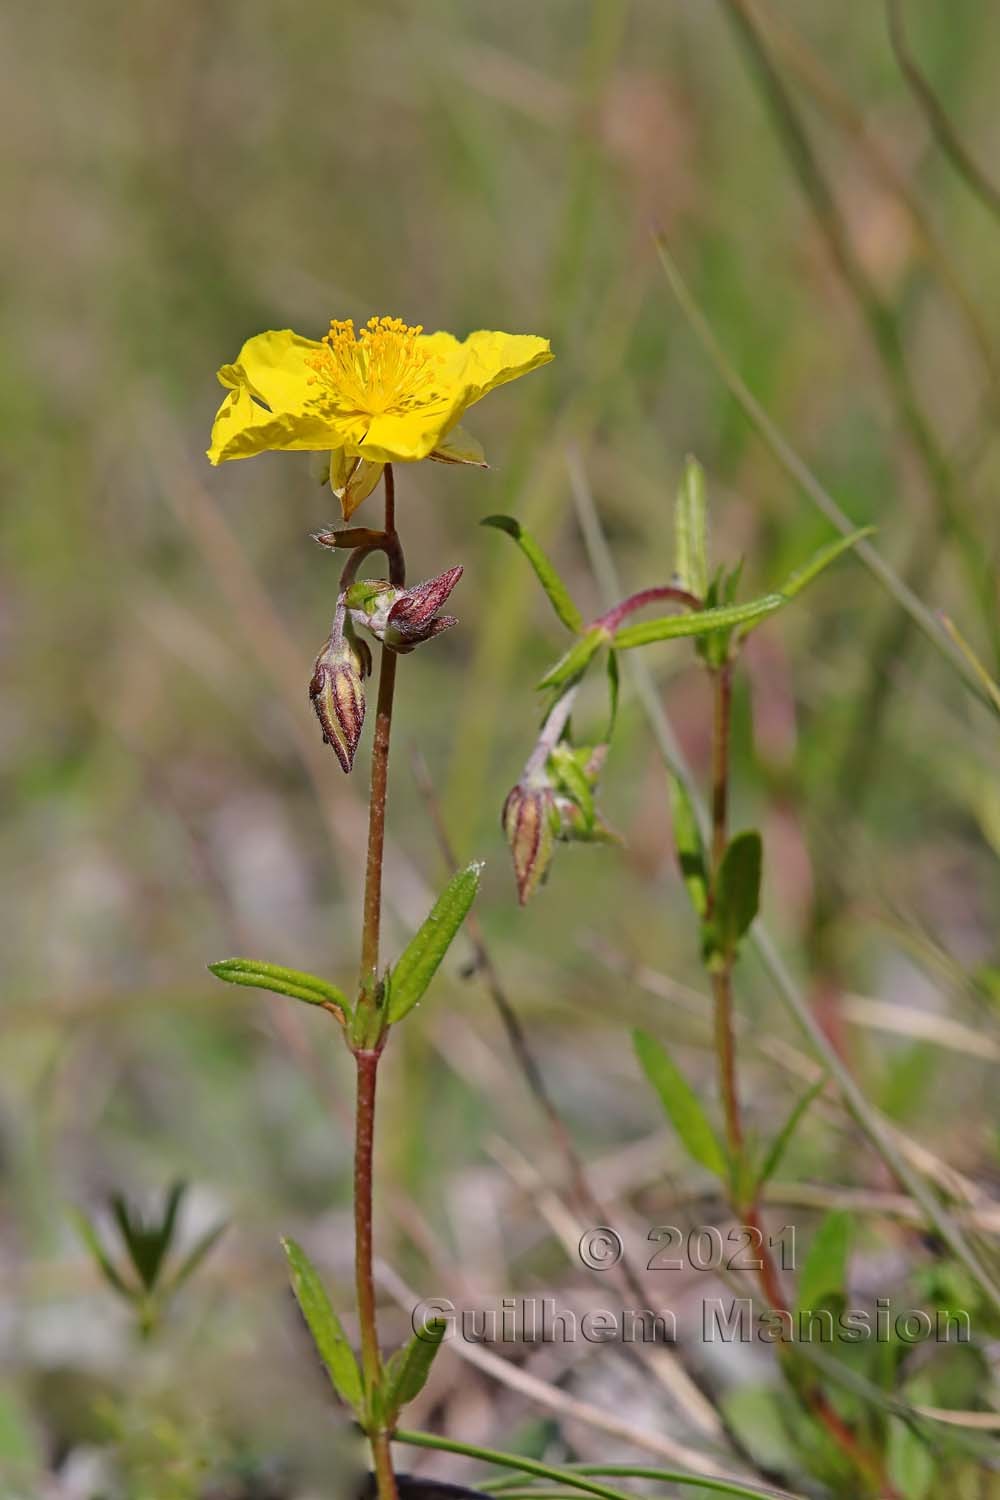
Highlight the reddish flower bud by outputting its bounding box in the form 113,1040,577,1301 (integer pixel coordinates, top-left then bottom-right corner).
502,780,556,906
348,567,463,654
309,632,370,773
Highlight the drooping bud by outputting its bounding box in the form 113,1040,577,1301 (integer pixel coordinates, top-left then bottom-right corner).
347,567,463,654
309,624,371,773
502,780,556,906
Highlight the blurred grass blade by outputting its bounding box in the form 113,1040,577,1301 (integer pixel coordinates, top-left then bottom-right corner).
538,627,606,689
669,774,708,918
482,514,584,634
71,1208,133,1301
796,1210,851,1315
939,613,1000,714
209,958,350,1021
383,1318,448,1422
281,1237,363,1414
757,1077,826,1189
387,863,482,1023
633,1030,728,1180
612,595,783,650
674,456,709,600
653,235,998,717
714,832,763,952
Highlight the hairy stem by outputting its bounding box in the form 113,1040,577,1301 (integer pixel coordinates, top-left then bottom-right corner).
353,465,402,1500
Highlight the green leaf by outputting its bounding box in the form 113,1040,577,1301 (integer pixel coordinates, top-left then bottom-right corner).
71,1208,134,1301
383,1319,448,1422
281,1237,363,1414
612,594,783,650
482,515,584,634
714,832,762,952
796,1211,852,1317
209,958,350,1021
674,455,709,601
756,1076,826,1189
633,1030,728,1181
387,864,482,1024
550,743,594,831
887,1418,935,1500
669,774,708,918
605,649,620,740
537,626,607,690
165,1220,227,1295
778,527,875,603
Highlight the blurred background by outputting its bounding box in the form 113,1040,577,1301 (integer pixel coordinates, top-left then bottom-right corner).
2,1,999,1495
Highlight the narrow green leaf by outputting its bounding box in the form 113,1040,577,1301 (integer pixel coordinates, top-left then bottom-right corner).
778,527,875,603
537,627,607,690
612,595,783,650
281,1237,363,1414
166,1221,227,1296
383,1319,448,1421
715,832,762,952
209,958,350,1020
669,775,708,918
387,864,482,1024
71,1208,134,1301
550,744,594,830
674,456,709,601
796,1211,851,1317
886,1417,935,1500
633,1030,728,1180
482,515,584,634
756,1076,826,1190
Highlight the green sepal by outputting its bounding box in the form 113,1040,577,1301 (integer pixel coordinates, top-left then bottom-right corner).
613,594,783,651
209,958,350,1024
481,515,584,634
281,1237,364,1416
669,774,708,919
674,455,709,601
537,626,608,690
756,1076,827,1192
549,743,595,832
712,831,762,957
343,579,392,614
386,864,482,1024
633,1030,728,1182
381,1319,448,1426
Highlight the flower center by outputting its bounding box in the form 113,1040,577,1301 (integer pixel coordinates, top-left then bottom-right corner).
306,316,442,417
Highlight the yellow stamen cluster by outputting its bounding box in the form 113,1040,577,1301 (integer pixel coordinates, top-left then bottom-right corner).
306,316,442,416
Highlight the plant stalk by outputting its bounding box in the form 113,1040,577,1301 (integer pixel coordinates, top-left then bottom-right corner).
706,655,898,1498
353,465,401,1500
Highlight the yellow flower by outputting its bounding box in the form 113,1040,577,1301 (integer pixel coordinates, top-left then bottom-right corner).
207,316,553,517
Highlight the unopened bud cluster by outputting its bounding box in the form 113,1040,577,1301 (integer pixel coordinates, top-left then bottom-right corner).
503,699,614,905
311,567,463,773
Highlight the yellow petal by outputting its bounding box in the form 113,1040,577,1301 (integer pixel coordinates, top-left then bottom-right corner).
429,425,488,467
430,330,554,409
357,401,463,464
207,383,338,464
218,328,322,414
334,457,385,520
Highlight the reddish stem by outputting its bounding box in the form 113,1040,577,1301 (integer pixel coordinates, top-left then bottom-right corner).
597,583,702,635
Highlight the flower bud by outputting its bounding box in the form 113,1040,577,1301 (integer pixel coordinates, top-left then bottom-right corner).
309,631,370,773
347,567,463,653
502,780,556,906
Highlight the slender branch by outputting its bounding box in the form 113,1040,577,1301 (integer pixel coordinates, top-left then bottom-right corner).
353,465,402,1500
886,0,1000,226
596,584,702,635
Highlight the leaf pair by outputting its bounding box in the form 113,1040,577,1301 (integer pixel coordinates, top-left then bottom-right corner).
282,1238,446,1427
74,1182,226,1315
669,774,762,962
210,864,482,1040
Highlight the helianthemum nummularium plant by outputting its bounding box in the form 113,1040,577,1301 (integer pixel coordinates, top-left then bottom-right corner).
205,313,550,1500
